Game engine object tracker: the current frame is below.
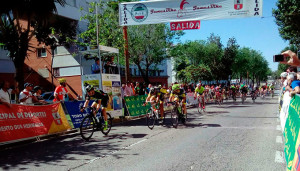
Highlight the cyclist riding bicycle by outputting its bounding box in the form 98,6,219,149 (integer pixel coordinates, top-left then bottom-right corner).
146,86,164,120
169,84,187,117
157,85,167,120
240,84,248,96
194,83,205,109
80,84,109,130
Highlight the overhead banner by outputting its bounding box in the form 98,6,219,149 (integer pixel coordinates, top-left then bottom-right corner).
119,0,263,26
0,103,71,143
170,20,200,30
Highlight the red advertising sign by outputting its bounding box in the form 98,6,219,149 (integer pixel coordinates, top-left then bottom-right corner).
0,103,71,143
170,20,200,31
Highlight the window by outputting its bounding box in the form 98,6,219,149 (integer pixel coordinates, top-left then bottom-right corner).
37,48,47,57
53,68,60,77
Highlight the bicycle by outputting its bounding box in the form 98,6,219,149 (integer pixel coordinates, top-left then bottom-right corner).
145,101,162,130
251,90,257,103
80,107,112,141
168,101,186,128
241,92,247,104
196,95,205,114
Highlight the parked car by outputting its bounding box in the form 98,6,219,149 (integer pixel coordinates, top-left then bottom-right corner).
42,92,69,103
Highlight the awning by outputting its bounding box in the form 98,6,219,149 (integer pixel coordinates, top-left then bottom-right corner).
53,54,80,68
0,60,15,73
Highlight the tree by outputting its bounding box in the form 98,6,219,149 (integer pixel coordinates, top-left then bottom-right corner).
273,0,300,46
0,0,73,89
128,24,183,84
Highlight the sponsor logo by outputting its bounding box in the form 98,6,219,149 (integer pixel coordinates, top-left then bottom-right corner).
234,0,243,10
177,0,189,18
131,3,148,22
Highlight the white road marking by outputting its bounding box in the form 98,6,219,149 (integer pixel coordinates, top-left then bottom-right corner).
277,125,281,131
275,151,285,163
69,139,147,170
276,136,283,144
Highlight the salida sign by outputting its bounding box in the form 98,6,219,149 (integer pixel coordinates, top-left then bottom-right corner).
170,20,200,31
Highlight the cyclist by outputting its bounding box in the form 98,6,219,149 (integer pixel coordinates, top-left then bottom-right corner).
270,83,275,97
80,84,109,130
194,83,205,109
230,84,237,101
169,84,187,117
157,85,167,120
240,84,248,100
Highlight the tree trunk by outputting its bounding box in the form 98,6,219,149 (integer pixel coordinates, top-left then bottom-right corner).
136,63,150,85
14,61,25,91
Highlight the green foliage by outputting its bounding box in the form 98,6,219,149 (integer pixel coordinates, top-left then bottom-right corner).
171,34,270,84
78,0,126,64
273,0,300,46
128,24,183,83
0,0,69,89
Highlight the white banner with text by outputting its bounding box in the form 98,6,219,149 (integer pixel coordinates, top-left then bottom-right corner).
119,0,263,26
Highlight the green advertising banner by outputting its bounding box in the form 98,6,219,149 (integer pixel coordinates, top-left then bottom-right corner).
284,95,300,171
124,95,151,116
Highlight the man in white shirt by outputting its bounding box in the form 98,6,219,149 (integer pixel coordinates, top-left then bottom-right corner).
19,83,37,105
0,81,12,108
124,82,133,97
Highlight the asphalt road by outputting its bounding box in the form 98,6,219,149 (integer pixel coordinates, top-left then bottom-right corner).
0,96,286,171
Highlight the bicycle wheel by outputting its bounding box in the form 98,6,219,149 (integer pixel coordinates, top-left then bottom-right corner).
197,99,202,114
171,107,179,128
146,109,155,130
80,115,96,141
101,113,112,135
242,95,245,104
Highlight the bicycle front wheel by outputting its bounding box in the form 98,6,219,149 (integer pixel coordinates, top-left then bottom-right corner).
101,113,112,135
146,109,155,130
171,107,179,128
80,115,96,141
197,100,202,114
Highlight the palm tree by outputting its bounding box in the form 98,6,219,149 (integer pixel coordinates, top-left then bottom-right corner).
0,0,66,89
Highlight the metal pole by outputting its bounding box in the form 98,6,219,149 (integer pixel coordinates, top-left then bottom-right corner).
51,47,55,90
96,3,103,90
123,26,130,83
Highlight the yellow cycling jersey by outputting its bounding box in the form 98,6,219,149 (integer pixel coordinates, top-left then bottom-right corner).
195,86,205,94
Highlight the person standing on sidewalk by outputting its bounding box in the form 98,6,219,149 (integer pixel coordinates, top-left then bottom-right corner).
0,81,12,108
53,78,69,102
19,83,37,105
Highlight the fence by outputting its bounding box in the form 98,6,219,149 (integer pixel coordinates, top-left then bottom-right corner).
279,90,300,171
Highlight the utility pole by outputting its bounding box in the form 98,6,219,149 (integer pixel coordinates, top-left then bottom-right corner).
123,26,130,83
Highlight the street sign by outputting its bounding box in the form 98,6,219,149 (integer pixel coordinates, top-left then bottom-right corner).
119,0,263,26
170,20,200,31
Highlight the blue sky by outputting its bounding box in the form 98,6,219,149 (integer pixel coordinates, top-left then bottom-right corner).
179,0,289,71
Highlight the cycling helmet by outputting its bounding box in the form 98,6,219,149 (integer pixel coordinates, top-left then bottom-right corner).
172,84,180,91
85,84,94,92
197,83,201,87
58,78,66,83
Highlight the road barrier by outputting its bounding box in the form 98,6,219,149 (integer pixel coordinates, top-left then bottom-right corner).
279,90,300,171
0,103,71,144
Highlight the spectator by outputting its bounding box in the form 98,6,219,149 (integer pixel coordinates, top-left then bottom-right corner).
53,78,69,102
146,84,153,94
0,81,12,108
121,84,126,98
139,83,146,95
280,72,288,87
190,83,195,92
280,50,300,66
91,58,100,74
290,72,300,97
33,86,47,105
124,82,133,96
135,82,141,95
285,73,296,93
19,83,37,105
130,83,136,95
